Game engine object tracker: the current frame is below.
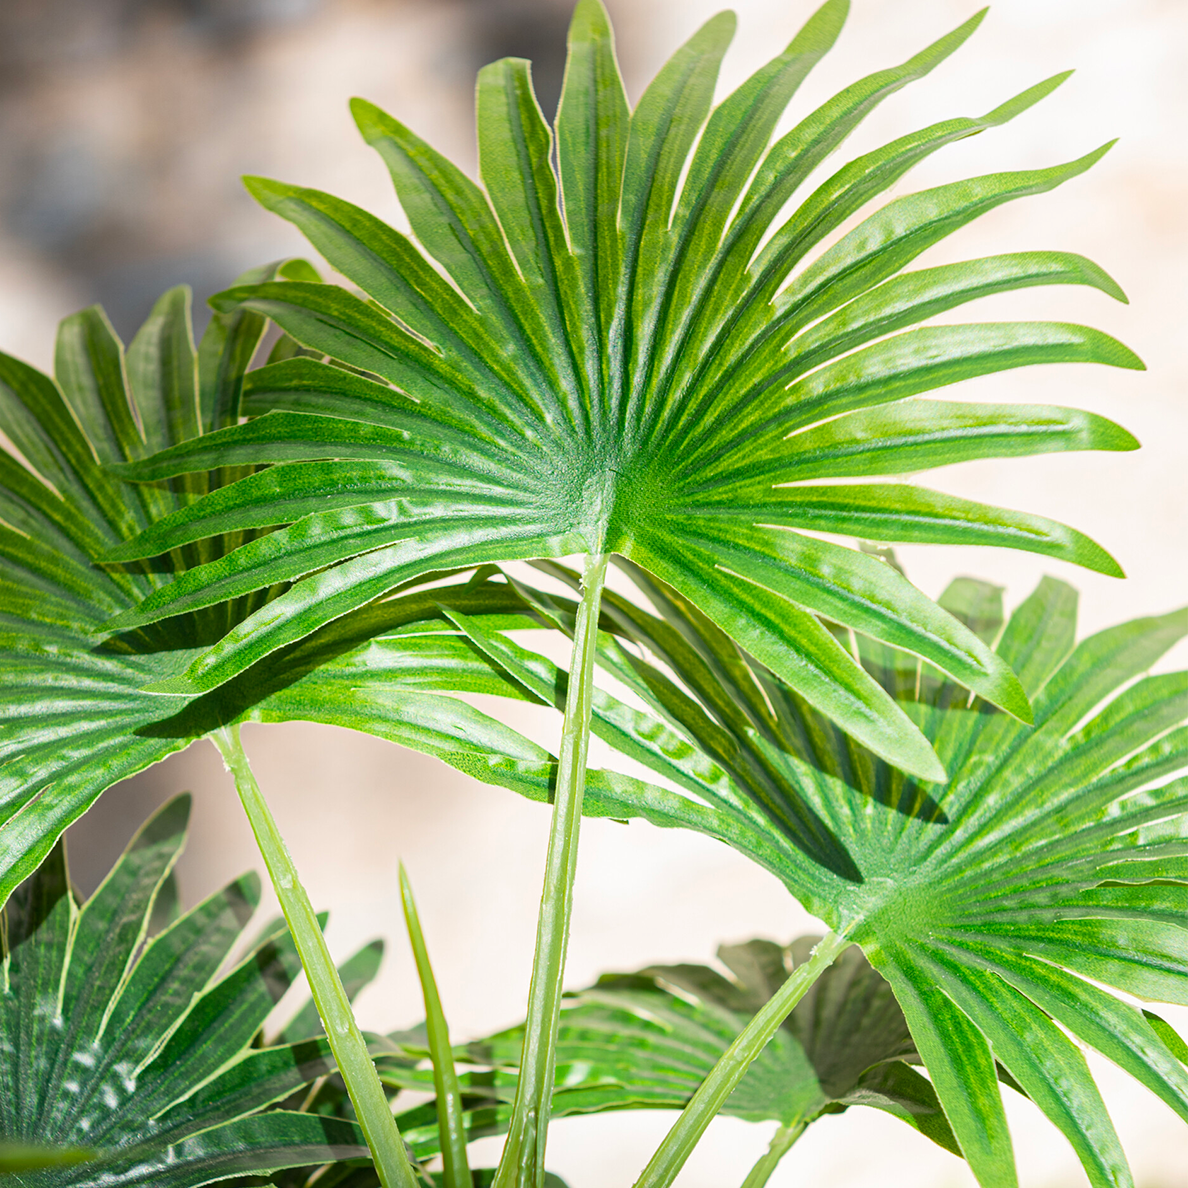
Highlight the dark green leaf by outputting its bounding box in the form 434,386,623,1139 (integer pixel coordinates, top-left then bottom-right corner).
390,935,955,1167
0,800,369,1186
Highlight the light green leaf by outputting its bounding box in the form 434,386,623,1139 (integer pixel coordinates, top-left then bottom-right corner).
498,568,1187,1187
104,5,1141,780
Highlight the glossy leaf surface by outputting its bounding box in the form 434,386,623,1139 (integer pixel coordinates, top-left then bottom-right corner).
110,0,1142,779
0,284,617,910
461,565,1187,1188
381,936,958,1163
0,796,371,1187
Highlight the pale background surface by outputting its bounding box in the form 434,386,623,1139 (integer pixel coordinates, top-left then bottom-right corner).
1,0,1185,1183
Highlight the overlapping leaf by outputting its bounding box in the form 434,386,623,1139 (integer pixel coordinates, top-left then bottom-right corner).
107,0,1142,779
378,936,958,1171
0,281,655,909
462,563,1187,1188
0,796,373,1187
0,272,295,902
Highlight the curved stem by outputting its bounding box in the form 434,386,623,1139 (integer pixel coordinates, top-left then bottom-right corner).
493,553,609,1188
633,931,850,1188
212,724,417,1188
739,1119,808,1188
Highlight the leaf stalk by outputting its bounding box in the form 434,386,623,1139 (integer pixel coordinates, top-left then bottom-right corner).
212,723,417,1188
400,862,473,1188
493,552,609,1188
633,930,850,1188
739,1118,808,1188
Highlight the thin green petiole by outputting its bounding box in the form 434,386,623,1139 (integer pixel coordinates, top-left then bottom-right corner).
399,862,473,1188
739,1119,808,1188
492,553,609,1188
212,724,417,1188
633,931,850,1188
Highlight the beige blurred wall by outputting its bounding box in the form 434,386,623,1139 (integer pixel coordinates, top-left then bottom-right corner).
2,0,1186,1183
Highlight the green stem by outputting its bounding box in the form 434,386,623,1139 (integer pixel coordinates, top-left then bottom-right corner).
212,724,417,1188
739,1119,808,1188
633,931,849,1188
493,553,609,1188
399,863,472,1188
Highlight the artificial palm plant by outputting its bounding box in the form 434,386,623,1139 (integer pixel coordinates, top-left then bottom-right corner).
0,0,1163,1184
97,0,1147,1180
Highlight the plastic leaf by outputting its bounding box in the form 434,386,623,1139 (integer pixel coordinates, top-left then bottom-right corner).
0,797,372,1187
107,1,1142,779
379,936,958,1164
470,564,1187,1188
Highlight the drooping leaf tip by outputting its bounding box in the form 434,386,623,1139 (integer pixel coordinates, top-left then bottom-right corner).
891,734,948,785
242,175,296,209
988,666,1033,725
1088,329,1145,371
1105,340,1145,370
1075,535,1126,579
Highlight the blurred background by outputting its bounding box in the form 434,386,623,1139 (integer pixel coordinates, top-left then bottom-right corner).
2,0,1185,1182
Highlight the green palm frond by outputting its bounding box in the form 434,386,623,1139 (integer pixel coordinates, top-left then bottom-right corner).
0,796,376,1187
443,563,1188,1188
379,935,960,1173
106,0,1141,779
0,282,638,908
0,275,285,901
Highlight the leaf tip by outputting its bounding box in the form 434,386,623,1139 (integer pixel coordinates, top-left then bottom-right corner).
1073,533,1127,578
101,541,150,564
961,7,990,38
914,747,949,785
884,726,948,784
142,673,202,697
242,175,293,210
1096,331,1145,370
986,661,1033,724
350,96,386,141
102,605,149,630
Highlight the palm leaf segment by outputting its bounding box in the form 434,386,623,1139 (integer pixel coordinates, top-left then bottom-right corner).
0,277,285,902
0,280,598,908
380,935,961,1168
0,795,380,1187
106,0,1141,780
460,563,1188,1188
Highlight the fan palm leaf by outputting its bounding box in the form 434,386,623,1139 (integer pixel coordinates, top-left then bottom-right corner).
458,562,1187,1188
0,281,649,1187
0,795,378,1186
0,282,630,910
380,935,962,1181
106,0,1143,779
